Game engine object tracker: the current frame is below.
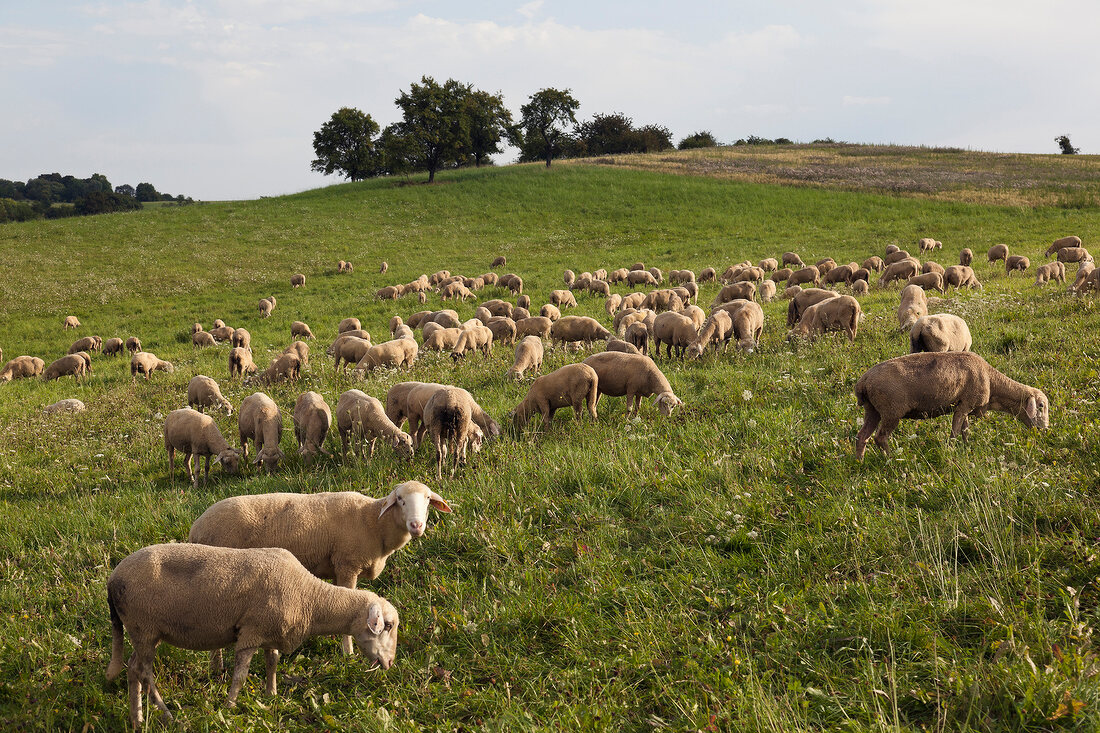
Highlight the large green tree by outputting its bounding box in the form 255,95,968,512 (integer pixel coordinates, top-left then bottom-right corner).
465,89,513,167
311,107,381,181
518,88,580,167
392,77,473,183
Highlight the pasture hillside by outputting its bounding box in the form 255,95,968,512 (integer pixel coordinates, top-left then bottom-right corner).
3,158,1100,731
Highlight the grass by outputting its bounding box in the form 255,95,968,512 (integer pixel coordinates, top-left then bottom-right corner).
2,154,1100,731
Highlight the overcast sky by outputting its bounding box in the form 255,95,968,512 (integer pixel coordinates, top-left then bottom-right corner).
3,1,1098,200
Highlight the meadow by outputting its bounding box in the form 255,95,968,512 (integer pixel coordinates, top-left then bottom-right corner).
2,151,1100,731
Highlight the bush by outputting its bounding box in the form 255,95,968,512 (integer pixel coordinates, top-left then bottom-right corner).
678,131,720,150
0,198,37,223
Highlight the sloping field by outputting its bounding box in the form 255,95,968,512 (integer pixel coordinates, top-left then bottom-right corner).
2,159,1100,731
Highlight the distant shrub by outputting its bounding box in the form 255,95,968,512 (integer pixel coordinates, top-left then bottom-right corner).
0,198,36,223
1056,135,1080,154
678,131,720,150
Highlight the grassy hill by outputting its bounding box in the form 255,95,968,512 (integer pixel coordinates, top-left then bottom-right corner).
3,156,1100,731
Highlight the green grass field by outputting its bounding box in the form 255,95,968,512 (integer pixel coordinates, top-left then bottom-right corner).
3,153,1100,731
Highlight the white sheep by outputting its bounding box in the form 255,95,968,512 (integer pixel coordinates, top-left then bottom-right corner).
335,389,415,460
423,387,486,480
187,375,233,415
909,314,972,353
163,408,241,487
239,392,285,473
292,391,332,465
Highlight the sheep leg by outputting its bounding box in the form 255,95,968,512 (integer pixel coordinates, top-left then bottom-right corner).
629,395,642,417
435,435,445,481
873,417,899,454
950,409,971,440
264,649,279,695
127,651,144,729
335,569,361,654
855,406,881,460
226,645,258,705
185,453,197,489
143,661,170,720
203,455,212,486
210,649,224,675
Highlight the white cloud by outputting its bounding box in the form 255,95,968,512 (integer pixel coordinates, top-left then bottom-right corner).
517,0,543,19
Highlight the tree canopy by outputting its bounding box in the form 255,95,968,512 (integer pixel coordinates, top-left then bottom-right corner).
311,107,382,181
518,88,580,167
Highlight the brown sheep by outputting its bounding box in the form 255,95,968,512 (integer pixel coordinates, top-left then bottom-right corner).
897,284,928,331
771,268,793,282
792,295,861,341
987,243,1009,263
515,316,553,340
582,352,682,417
209,325,234,342
193,331,217,348
339,317,362,333
1046,235,1082,257
959,248,973,266
1057,247,1092,264
291,321,314,340
786,288,839,327
511,363,599,431
788,266,820,287
624,321,649,355
540,303,562,321
283,341,310,368
687,311,733,357
626,270,659,289
491,255,507,268
46,354,90,383
862,256,885,272
239,392,285,472
909,314,972,353
230,328,251,351
714,281,757,305
907,272,945,293
422,388,485,480
104,337,124,356
698,267,717,283
1034,261,1066,286
163,408,241,487
781,252,804,268
293,392,332,465
1,356,45,382
290,273,306,288
884,250,912,265
922,261,945,275
550,289,578,308
879,259,920,287
506,335,544,380
229,347,257,378
651,312,697,359
549,316,611,348
943,265,983,290
254,353,301,384
356,339,419,373
1005,255,1030,275
63,315,81,329
126,336,142,353
486,316,517,345
131,352,174,381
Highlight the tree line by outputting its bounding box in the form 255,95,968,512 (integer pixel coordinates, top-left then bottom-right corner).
0,173,192,224
311,78,732,183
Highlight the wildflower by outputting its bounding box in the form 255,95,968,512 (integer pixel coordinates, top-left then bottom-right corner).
747,530,759,540
741,390,752,401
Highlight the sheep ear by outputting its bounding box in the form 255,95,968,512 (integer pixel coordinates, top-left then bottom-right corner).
428,491,453,513
1024,396,1039,420
212,455,222,465
251,455,262,465
378,490,399,518
366,603,385,635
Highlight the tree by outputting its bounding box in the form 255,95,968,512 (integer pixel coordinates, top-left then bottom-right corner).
465,89,513,167
311,107,382,181
135,182,159,202
574,112,635,156
678,131,720,150
378,123,416,177
635,124,673,153
1056,135,1079,154
392,77,473,183
115,184,136,198
519,88,580,168
74,191,143,215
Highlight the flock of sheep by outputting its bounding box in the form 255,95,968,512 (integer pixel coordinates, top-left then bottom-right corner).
2,234,1081,727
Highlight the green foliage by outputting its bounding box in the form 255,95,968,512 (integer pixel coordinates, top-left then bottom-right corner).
733,135,794,146
73,191,144,215
114,183,135,198
134,182,159,202
465,88,513,168
310,107,382,181
392,77,473,183
518,87,580,167
570,113,674,157
0,197,36,223
678,130,720,150
1056,134,1080,154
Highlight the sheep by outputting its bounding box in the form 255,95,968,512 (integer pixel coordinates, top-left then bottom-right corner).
383,382,499,450
630,262,645,271
193,331,217,348
732,266,765,283
851,267,871,283
259,297,276,318
620,292,647,310
504,275,524,294
608,268,630,284
884,244,900,255
332,389,415,463
333,336,373,371
771,268,793,283
1046,235,1082,257
815,258,837,275
1005,255,1030,275
291,391,332,465
131,352,174,381
687,311,733,358
550,289,577,308
0,356,45,383
290,273,306,288
670,268,696,283
283,340,311,368
44,398,85,415
652,311,698,359
643,289,683,313
854,352,1048,459
897,284,928,331
782,252,804,268
679,282,699,303
1034,261,1066,286
907,272,946,293
851,280,869,296
376,285,402,300
550,316,611,349
290,321,314,340
238,393,285,473
823,264,856,286
423,327,464,352
943,265,983,290
103,337,124,356
355,339,419,373
786,288,839,327
728,301,765,352
878,259,920,287
918,237,940,252
339,317,362,333
884,250,912,265
582,352,682,417
563,269,576,286
106,543,399,729
45,353,91,382
627,270,659,288
515,294,531,310
422,388,486,480
757,258,778,272
909,314,972,353
229,347,257,378
125,336,142,354
426,309,461,328
960,248,973,266
922,261,945,275
515,316,553,340
485,316,516,346
792,295,861,341
589,280,611,297
163,408,241,487
1057,246,1093,264
784,286,801,298
213,319,226,329
511,363,599,432
187,376,233,415
682,304,706,329
254,353,301,384
603,294,623,316
1079,266,1100,294
625,321,650,355
209,325,234,342
788,266,820,287
987,243,1009,263
439,281,473,301
63,315,81,329
616,308,655,338
506,335,544,380
68,336,102,354
698,267,717,283
714,282,757,305
862,256,885,272
449,326,493,362
605,338,641,355
648,267,664,284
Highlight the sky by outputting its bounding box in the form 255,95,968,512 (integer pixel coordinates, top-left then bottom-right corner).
3,0,1099,200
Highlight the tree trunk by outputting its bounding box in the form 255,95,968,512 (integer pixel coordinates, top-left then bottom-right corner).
428,167,436,183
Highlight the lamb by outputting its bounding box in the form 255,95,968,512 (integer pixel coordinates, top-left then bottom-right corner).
106,543,399,729
652,311,698,359
44,398,85,415
563,269,576,286
126,336,142,353
506,335,544,379
238,392,285,473
4,356,45,383
907,272,946,293
550,316,611,348
687,311,733,357
511,363,599,431
131,352,174,381
193,331,217,348
879,259,921,287
786,288,839,327
987,243,1009,263
290,273,306,288
450,326,493,362
792,295,861,341
960,248,973,266
333,336,374,371
627,270,659,288
862,256,885,272
68,336,102,354
788,266,820,287
229,347,258,378
897,284,928,331
1046,235,1082,257
854,352,1049,459
254,353,301,384
943,265,983,290
292,391,332,465
422,387,486,480
187,376,233,415
782,252,804,268
582,352,682,417
355,338,419,373
1057,247,1093,264
550,289,578,308
1034,261,1066,286
104,337,124,355
163,408,241,487
516,316,553,340
63,315,81,329
884,250,912,265
290,321,314,340
339,317,362,333
624,321,649,355
1005,255,1030,274
335,389,415,460
259,297,276,318
909,314,972,353
698,267,717,283
209,325,235,342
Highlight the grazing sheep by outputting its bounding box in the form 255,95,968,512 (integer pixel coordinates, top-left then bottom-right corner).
652,311,698,359
1005,255,1030,275
897,284,928,331
884,244,900,255
643,289,684,313
193,331,217,348
291,321,314,340
618,292,645,311
538,303,560,322
626,270,659,289
907,272,946,293
648,267,664,284
862,256,885,272
259,297,276,318
491,255,507,268
714,282,757,305
163,408,241,487
209,325,234,342
375,285,402,300
328,331,372,360
943,265,983,290
187,376,233,415
213,319,226,329
1,356,45,383
851,279,869,296
582,352,682,417
756,258,778,272
1034,261,1066,286
254,353,301,384
879,259,921,287
960,248,973,266
484,316,516,346
608,268,630,284
355,339,419,373
125,336,142,354
422,387,485,480
229,347,257,378
515,316,553,340
630,262,645,271
698,267,717,283
728,301,765,352
732,266,765,283
1057,247,1093,264
333,336,374,371
918,237,941,252
909,314,972,353
550,289,577,308
987,243,1009,263
106,544,398,729
922,261,945,275
550,316,611,349
624,321,650,355
506,335,544,380
788,266,820,287
131,352,173,381
238,393,284,473
884,250,912,265
63,315,81,329
384,382,498,451
450,327,493,362
782,252,804,268
284,340,310,367
786,288,840,327
423,328,464,352
516,294,531,310
1046,235,1082,257
854,352,1048,459
335,390,416,461
68,336,102,354
815,258,837,275
589,280,611,297
439,281,473,301
290,273,306,288
771,268,793,283
687,311,733,357
616,308,655,337
823,264,856,286
563,269,576,286
1079,266,1100,294
425,309,461,328
103,338,124,356
339,317,362,333
226,329,249,351
793,295,861,341
605,338,641,355
511,363,599,431
504,275,524,294
44,398,85,415
292,391,332,465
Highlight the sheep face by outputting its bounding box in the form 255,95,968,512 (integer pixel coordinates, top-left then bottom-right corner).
655,392,683,416
1022,392,1050,430
390,433,415,459
378,481,453,537
254,446,285,473
213,448,242,476
353,599,400,670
